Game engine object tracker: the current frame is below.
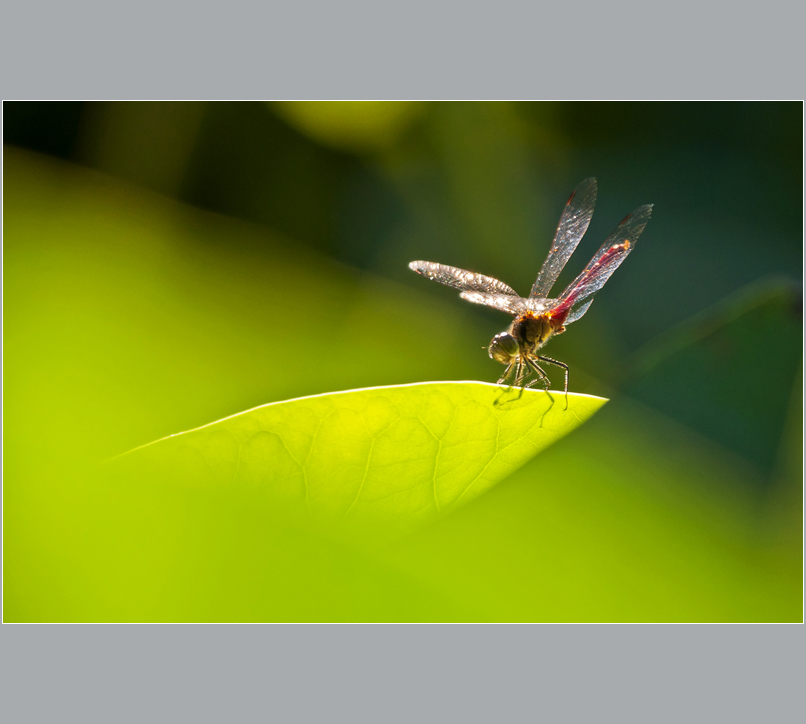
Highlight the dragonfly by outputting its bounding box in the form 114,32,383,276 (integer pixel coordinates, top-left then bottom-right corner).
409,178,652,400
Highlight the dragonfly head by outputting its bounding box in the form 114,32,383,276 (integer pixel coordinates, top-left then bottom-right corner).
488,332,519,364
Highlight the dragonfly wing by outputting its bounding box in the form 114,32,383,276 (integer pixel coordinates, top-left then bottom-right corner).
409,261,518,296
459,291,529,316
564,298,594,325
529,177,597,299
555,204,653,318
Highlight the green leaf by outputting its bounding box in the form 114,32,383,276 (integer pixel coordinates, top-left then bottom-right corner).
119,382,606,534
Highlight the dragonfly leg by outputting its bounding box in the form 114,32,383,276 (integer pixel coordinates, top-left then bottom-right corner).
505,359,527,400
497,359,516,386
495,359,523,405
524,358,550,390
519,359,533,399
537,355,569,409
523,358,556,416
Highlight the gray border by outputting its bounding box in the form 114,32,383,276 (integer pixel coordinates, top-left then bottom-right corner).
1,4,804,99
1,625,804,722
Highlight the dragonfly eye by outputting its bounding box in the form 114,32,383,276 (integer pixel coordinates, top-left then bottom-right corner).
488,332,519,364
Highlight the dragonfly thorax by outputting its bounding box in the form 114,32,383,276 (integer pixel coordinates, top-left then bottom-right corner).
489,314,562,365
512,313,557,354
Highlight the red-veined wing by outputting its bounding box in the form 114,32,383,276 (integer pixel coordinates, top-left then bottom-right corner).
529,177,597,299
555,204,653,324
408,261,519,297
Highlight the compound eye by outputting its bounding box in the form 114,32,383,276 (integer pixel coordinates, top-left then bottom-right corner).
488,332,519,363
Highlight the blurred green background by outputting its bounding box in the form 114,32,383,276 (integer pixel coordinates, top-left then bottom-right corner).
4,101,802,621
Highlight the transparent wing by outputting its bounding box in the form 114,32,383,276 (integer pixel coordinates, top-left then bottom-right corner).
564,298,594,325
409,260,518,297
553,204,653,324
529,177,597,299
458,292,529,315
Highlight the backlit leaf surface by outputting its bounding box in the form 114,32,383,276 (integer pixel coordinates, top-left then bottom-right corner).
122,382,606,532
